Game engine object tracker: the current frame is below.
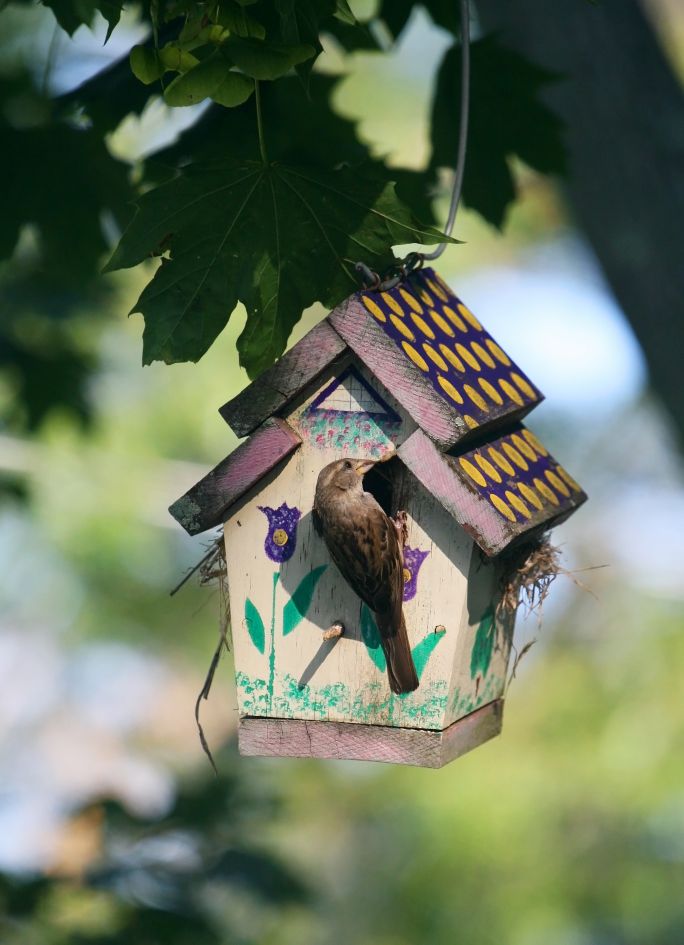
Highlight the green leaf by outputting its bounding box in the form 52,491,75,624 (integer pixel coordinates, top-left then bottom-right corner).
244,597,265,653
221,36,316,80
130,46,165,85
334,0,356,26
282,564,328,635
430,36,566,228
411,631,445,680
381,0,461,41
42,0,123,38
106,159,452,375
164,57,254,107
360,605,386,673
159,44,200,74
215,1,266,39
470,607,496,679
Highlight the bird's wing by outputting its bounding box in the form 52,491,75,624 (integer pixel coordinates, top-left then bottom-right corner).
324,493,404,629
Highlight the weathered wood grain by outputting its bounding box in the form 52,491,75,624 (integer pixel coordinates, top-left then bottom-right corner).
399,427,587,555
328,296,468,450
238,699,504,767
219,321,348,437
398,429,514,555
169,418,301,535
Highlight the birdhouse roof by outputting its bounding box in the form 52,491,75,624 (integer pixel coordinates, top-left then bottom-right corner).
169,269,586,551
220,267,542,448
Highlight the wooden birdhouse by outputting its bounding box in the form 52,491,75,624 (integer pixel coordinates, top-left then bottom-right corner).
170,268,586,768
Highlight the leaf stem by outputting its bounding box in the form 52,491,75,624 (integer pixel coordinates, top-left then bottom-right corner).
254,80,268,165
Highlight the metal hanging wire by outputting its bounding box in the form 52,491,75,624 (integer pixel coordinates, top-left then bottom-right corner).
355,0,471,291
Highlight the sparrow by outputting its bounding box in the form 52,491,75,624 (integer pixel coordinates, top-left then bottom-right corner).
313,458,419,694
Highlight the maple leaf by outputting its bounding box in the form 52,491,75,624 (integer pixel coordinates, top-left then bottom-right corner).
105,160,455,377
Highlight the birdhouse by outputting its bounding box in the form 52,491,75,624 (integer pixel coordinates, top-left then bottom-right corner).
170,268,586,768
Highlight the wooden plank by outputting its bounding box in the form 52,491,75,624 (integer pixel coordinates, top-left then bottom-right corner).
238,699,503,768
168,418,301,535
219,321,348,437
328,295,468,450
398,429,514,555
399,426,587,556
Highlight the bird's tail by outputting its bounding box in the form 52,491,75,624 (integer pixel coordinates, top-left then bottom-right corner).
377,611,419,694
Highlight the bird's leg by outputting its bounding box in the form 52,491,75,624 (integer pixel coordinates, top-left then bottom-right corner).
393,510,409,549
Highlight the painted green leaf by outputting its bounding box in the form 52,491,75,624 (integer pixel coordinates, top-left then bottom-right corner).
244,597,265,653
361,605,386,673
470,607,496,680
283,564,328,636
105,160,453,375
164,57,254,108
411,631,445,681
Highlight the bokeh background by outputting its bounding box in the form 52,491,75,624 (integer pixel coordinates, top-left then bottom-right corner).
2,1,684,943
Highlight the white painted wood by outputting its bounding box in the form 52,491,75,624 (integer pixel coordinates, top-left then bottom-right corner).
223,357,514,734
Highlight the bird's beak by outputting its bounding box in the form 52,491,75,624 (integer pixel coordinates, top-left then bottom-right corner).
354,459,376,477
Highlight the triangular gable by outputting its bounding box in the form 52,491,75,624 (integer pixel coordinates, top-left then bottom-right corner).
307,365,401,421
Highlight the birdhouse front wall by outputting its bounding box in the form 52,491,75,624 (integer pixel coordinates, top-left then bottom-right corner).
223,357,511,731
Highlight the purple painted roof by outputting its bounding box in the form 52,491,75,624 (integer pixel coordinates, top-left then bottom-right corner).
358,268,543,434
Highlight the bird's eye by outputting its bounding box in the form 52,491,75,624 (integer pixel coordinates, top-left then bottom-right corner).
344,460,352,469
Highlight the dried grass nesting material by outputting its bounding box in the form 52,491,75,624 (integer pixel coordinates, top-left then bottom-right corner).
497,536,563,619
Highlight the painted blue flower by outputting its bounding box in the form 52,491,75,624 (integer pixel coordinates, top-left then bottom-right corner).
258,503,301,563
402,546,429,601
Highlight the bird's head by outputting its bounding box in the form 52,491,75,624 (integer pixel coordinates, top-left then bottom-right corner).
316,458,376,495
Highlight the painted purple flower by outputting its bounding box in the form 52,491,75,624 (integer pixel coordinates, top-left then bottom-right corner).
402,546,429,601
258,503,301,563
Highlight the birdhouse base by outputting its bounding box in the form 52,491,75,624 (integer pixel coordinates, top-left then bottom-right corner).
237,699,504,768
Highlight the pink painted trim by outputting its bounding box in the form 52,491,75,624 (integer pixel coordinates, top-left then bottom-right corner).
220,320,347,437
328,296,467,450
237,700,503,768
169,418,301,535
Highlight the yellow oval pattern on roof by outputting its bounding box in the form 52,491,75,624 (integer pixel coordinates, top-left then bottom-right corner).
546,469,570,497
460,458,487,487
427,277,449,302
519,482,543,510
391,314,415,341
489,447,514,476
438,374,464,403
439,344,465,372
362,296,386,322
511,372,536,399
557,465,581,493
476,454,502,483
506,490,531,519
512,434,537,461
499,378,524,406
430,309,455,337
401,341,429,371
423,344,448,371
399,288,423,313
503,442,528,470
464,414,479,429
457,303,483,331
419,289,434,307
534,478,560,506
490,493,516,522
456,343,480,371
523,429,548,456
381,292,404,317
472,342,496,368
443,305,468,332
486,339,511,366
410,313,436,339
464,384,489,412
479,377,504,405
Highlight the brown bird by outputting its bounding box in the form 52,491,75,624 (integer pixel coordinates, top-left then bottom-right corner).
313,458,419,694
